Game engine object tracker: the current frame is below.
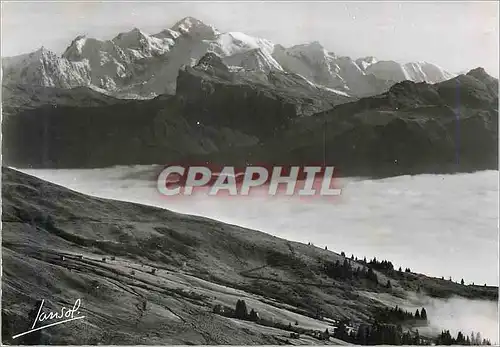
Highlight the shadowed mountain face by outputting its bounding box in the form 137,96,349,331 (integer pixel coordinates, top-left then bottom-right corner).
1,84,125,115
1,93,258,168
176,52,352,137
2,168,497,344
189,68,498,177
3,63,495,177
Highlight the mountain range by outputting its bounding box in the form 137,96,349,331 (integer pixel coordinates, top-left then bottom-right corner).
1,17,497,177
2,17,455,99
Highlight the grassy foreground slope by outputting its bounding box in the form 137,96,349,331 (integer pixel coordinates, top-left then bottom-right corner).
1,168,496,344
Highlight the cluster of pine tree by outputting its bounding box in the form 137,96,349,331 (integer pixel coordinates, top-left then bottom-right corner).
374,306,427,324
213,299,258,321
217,301,492,346
324,259,378,284
435,330,492,345
367,257,395,272
334,320,428,345
234,299,258,321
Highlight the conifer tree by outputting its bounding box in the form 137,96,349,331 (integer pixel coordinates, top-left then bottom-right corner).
235,299,248,319
248,309,258,321
420,307,427,320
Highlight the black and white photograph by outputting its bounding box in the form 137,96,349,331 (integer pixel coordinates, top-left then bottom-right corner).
1,1,499,345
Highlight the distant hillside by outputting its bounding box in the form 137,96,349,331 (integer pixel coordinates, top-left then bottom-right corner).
2,168,496,344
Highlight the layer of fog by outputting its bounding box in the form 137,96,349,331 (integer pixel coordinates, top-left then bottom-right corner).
362,291,499,344
21,166,498,286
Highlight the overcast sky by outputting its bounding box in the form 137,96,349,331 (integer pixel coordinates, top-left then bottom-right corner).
1,1,498,76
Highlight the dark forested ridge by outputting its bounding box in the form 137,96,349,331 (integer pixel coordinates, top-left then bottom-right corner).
199,67,498,177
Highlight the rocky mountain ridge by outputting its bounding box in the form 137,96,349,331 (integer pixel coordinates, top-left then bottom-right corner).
3,67,497,177
2,17,455,99
184,67,498,177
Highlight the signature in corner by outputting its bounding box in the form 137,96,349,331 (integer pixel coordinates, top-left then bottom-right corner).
12,299,86,339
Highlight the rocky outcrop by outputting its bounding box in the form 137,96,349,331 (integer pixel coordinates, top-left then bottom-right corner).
175,52,352,138
176,69,296,138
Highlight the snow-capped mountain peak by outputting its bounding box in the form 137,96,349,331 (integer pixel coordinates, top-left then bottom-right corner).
171,16,219,39
224,48,283,73
113,27,147,44
215,32,275,56
355,56,378,70
286,41,332,62
112,28,175,56
361,60,455,84
65,35,87,55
